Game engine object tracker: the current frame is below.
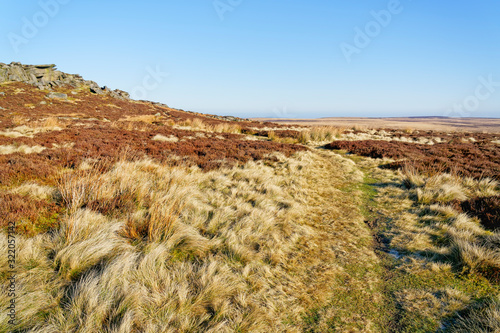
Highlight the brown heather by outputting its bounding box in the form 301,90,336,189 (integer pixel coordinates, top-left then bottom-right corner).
325,137,500,180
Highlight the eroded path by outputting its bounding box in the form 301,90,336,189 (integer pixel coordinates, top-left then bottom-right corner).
287,149,389,332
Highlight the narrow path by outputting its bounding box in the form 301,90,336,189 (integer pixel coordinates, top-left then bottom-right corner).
287,150,389,332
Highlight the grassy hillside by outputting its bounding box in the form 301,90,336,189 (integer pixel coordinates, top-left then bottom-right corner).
1,80,500,332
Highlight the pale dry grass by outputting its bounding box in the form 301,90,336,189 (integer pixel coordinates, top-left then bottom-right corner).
395,288,470,323
152,134,179,142
10,182,57,200
12,115,29,126
447,295,500,332
247,125,302,132
175,118,242,134
339,129,443,145
298,126,345,144
0,144,46,154
400,168,499,204
355,155,500,331
51,142,75,149
41,116,62,128
0,117,65,138
380,166,500,275
118,114,160,123
54,209,133,280
416,182,468,204
1,150,381,332
7,140,498,331
0,148,389,332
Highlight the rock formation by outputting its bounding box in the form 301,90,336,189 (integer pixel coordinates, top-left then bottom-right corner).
0,62,130,100
0,62,251,121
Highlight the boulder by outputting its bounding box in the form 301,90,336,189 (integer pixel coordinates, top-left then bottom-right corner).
35,64,56,69
109,89,130,100
46,92,68,99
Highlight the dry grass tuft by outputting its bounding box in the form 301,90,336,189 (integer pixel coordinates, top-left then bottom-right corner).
400,165,426,189
152,134,179,142
0,144,46,155
400,169,499,205
12,115,29,126
297,126,345,144
382,165,500,278
175,118,242,134
447,295,500,332
10,182,57,201
355,155,500,331
0,117,65,138
211,122,241,134
41,116,62,128
120,114,160,123
267,130,277,141
0,149,384,331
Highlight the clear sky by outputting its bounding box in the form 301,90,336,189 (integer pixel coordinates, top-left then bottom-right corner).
1,0,499,118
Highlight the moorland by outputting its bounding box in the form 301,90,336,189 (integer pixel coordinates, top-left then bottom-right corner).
1,63,500,332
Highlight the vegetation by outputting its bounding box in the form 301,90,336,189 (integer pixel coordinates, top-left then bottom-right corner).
1,81,499,332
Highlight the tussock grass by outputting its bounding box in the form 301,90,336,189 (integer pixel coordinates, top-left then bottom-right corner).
0,144,46,155
380,166,500,278
0,117,66,138
446,295,500,332
3,135,498,331
0,125,64,138
417,183,468,204
176,118,242,134
352,155,500,331
119,114,160,123
10,182,57,200
401,167,499,205
267,129,277,141
152,134,179,142
298,126,344,144
41,116,63,128
54,209,132,280
400,165,426,188
2,150,380,331
338,128,444,145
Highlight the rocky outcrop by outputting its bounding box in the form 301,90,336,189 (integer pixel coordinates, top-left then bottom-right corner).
0,62,130,100
0,62,254,122
46,92,68,100
207,115,251,122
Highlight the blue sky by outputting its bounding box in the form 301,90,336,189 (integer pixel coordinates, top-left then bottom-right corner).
1,0,499,118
